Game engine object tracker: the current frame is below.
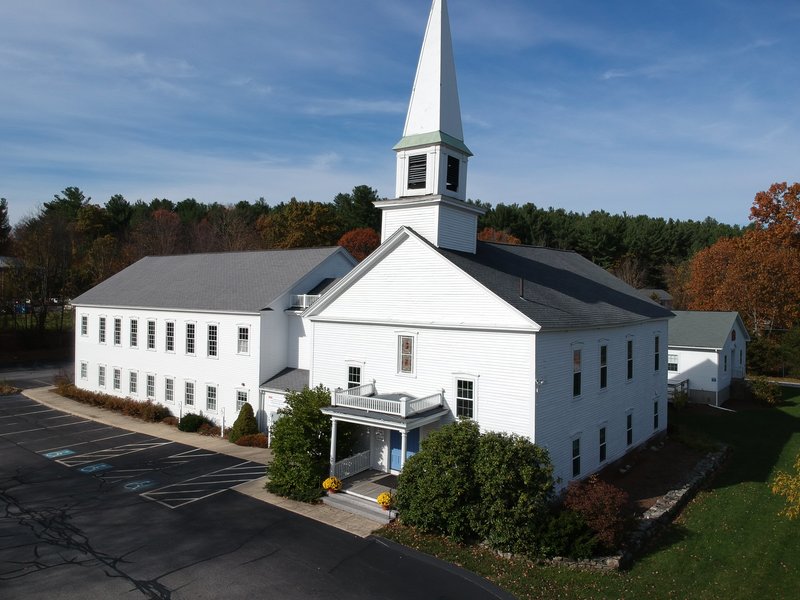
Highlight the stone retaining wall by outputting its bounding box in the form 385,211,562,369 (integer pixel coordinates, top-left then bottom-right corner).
547,445,731,572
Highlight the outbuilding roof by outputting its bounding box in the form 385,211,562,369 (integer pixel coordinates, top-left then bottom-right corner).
438,241,673,330
72,247,345,313
668,310,749,349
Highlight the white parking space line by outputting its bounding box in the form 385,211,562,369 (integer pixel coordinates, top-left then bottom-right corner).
42,414,76,420
35,431,137,453
141,461,265,509
56,441,174,466
0,420,92,436
0,408,56,418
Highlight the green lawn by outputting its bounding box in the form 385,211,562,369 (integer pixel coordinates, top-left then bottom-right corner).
379,387,800,599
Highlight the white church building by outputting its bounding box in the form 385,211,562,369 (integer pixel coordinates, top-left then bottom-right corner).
72,0,672,488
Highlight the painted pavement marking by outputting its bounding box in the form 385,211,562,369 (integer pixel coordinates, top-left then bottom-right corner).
0,408,56,419
36,431,138,454
56,440,174,467
141,461,265,509
79,463,113,474
0,420,92,436
43,449,76,459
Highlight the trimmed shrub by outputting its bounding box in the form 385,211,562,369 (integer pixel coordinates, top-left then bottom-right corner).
55,383,171,423
564,475,629,552
198,423,222,437
750,375,781,406
472,431,555,553
178,412,209,432
162,416,179,427
235,433,268,448
537,509,598,559
266,385,355,502
0,381,21,395
396,420,481,542
228,402,259,443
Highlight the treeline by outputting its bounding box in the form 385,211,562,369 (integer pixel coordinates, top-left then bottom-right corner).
0,187,746,333
475,202,747,289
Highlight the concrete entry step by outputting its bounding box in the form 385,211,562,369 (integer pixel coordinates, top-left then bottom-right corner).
322,491,395,525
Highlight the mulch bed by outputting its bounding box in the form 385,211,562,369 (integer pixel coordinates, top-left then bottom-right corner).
599,437,706,516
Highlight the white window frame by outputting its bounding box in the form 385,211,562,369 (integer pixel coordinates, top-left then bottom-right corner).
80,361,88,380
98,364,106,388
396,331,417,376
654,333,661,372
454,375,477,420
129,370,138,395
147,320,156,351
112,367,121,391
653,398,660,430
599,341,608,390
146,373,156,400
206,384,218,412
165,320,175,353
237,325,250,355
165,377,174,403
207,323,218,358
598,424,607,464
130,318,138,348
668,353,679,372
186,322,196,355
98,316,107,344
113,317,122,346
346,361,364,390
571,434,581,479
626,336,634,381
185,380,195,406
80,315,88,337
236,389,248,412
572,344,583,398
626,410,634,446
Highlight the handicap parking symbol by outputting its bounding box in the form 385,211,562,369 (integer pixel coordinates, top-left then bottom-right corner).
43,449,75,459
79,463,113,474
124,479,156,492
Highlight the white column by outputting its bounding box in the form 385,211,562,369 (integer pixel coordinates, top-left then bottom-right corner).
329,419,338,476
400,430,408,470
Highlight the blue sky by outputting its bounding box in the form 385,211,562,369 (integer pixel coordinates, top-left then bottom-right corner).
2,0,798,226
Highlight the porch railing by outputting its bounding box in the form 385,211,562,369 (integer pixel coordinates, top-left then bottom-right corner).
333,449,372,480
289,294,320,310
332,383,443,417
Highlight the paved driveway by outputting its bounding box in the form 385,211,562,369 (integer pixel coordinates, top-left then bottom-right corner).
0,393,510,599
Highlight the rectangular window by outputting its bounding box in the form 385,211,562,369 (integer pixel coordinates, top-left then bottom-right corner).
572,438,581,478
129,371,138,394
654,335,660,371
600,345,608,389
147,320,156,350
80,361,88,380
456,379,474,419
446,155,459,192
130,319,138,348
186,323,195,355
206,385,217,411
572,349,582,397
165,321,175,352
347,366,361,389
185,381,195,406
739,349,743,365
627,339,634,380
81,315,88,336
113,318,121,346
113,368,121,391
236,390,248,412
98,365,106,387
626,413,633,446
407,154,427,189
653,400,659,430
99,317,106,343
146,374,155,399
668,354,678,372
724,354,728,372
398,335,414,374
599,427,607,462
237,326,249,354
165,377,174,403
207,324,218,357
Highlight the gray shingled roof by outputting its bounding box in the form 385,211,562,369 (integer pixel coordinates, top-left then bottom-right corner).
261,367,309,392
438,242,673,330
72,248,343,313
669,311,746,349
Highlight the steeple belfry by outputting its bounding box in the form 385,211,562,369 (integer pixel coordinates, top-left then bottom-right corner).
377,0,484,254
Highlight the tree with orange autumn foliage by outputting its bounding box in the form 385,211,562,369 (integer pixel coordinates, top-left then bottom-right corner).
750,181,800,243
478,227,521,245
338,227,380,262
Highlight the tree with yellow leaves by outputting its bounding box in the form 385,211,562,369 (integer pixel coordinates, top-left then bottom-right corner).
772,453,800,519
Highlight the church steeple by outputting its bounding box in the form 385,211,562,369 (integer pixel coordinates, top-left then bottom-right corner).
377,0,484,254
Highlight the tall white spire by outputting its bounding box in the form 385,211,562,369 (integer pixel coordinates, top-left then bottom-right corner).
402,0,464,142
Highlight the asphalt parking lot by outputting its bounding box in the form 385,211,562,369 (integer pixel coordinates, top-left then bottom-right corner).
0,392,510,599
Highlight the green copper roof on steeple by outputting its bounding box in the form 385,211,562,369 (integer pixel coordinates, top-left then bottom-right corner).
393,131,473,156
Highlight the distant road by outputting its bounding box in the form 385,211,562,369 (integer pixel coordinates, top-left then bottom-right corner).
0,360,72,388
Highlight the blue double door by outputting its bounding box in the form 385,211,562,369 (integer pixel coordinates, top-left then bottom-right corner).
389,429,420,471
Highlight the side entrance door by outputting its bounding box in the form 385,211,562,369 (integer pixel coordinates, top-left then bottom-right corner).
390,429,420,471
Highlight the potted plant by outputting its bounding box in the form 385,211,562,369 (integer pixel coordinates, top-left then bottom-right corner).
376,491,394,511
322,476,342,494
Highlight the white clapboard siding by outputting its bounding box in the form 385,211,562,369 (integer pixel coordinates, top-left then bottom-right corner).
314,234,535,330
382,204,438,244
437,203,478,253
